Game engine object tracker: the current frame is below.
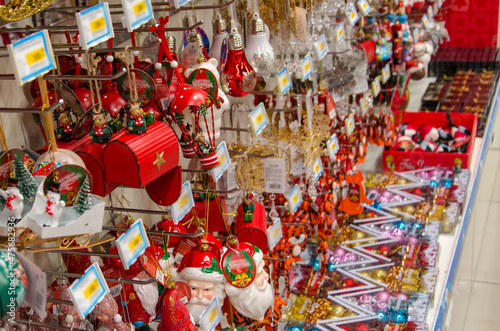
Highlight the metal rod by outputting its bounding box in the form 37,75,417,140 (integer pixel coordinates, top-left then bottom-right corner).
0,99,63,113
192,187,239,195
220,126,249,132
43,68,127,81
228,150,275,158
102,226,206,238
45,271,158,285
182,169,207,173
105,206,167,215
267,105,300,112
14,319,88,331
251,91,320,97
53,40,163,55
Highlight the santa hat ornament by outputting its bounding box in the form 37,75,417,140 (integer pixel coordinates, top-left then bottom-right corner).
177,243,224,284
401,123,418,141
438,127,453,141
419,125,439,142
420,139,437,152
394,135,416,152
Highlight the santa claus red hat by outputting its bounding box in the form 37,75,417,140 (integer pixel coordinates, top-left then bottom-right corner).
177,243,224,284
419,125,439,142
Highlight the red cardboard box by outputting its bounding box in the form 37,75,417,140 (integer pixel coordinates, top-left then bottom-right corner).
383,112,477,171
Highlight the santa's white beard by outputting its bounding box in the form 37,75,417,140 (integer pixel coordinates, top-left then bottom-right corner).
132,279,158,319
185,288,225,325
225,281,273,321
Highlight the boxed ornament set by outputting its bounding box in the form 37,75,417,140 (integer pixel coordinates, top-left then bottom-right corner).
0,0,495,331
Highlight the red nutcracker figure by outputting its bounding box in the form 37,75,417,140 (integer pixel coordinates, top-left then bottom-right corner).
392,24,403,65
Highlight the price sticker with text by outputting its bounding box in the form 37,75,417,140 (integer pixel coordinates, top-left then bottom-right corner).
372,76,381,97
170,181,195,224
249,102,269,135
311,158,323,181
286,184,303,214
121,0,153,32
314,34,329,60
116,218,149,269
413,28,420,43
345,113,355,136
357,0,371,16
382,64,390,84
8,30,56,86
199,298,223,331
76,3,114,49
335,24,345,45
346,3,359,26
267,218,283,251
209,141,231,182
301,54,313,81
276,67,292,94
327,134,339,159
422,14,431,29
68,263,109,319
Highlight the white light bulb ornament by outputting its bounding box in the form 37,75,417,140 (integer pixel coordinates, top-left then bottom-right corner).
245,13,275,77
208,14,228,68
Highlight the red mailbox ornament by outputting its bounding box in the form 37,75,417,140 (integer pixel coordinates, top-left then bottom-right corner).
235,200,268,254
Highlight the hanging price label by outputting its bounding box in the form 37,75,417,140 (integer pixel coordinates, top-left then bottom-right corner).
121,0,153,32
209,141,231,182
345,113,355,136
382,64,390,84
422,14,431,30
199,297,223,331
67,263,109,319
301,54,313,81
249,102,269,135
170,181,195,224
76,3,114,49
8,30,56,86
438,0,443,7
276,67,292,94
314,34,329,60
427,5,434,18
334,24,345,45
360,95,369,113
357,0,371,16
327,134,339,159
267,218,283,250
311,158,323,181
372,76,381,97
433,2,439,16
346,3,359,26
413,28,420,43
263,158,287,193
286,184,303,214
172,0,190,9
115,218,149,269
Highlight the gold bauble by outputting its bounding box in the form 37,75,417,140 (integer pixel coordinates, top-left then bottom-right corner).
360,271,372,278
372,268,388,280
402,205,416,215
331,304,346,317
351,230,366,240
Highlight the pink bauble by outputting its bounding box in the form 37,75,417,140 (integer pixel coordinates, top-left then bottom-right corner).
332,247,347,259
374,291,391,303
394,293,409,301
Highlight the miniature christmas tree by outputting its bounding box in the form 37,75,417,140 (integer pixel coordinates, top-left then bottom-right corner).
73,176,92,215
14,158,37,206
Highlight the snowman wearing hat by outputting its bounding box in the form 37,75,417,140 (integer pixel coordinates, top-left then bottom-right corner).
0,177,24,222
36,181,65,227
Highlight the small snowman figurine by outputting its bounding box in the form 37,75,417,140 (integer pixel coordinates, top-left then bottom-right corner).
90,113,113,144
0,177,24,222
56,112,74,142
127,104,147,135
36,181,65,227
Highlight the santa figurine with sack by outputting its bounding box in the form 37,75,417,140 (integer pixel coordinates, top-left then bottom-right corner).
177,243,225,327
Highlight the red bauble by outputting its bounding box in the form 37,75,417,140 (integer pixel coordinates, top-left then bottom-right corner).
157,283,196,331
377,245,390,256
341,278,356,288
353,323,369,331
340,327,351,331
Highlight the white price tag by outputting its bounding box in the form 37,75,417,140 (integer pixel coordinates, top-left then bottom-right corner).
427,5,434,18
301,54,313,81
433,2,439,16
345,113,355,136
372,76,381,97
422,14,431,30
8,30,56,86
170,181,195,224
382,64,390,84
267,218,283,250
314,34,329,60
14,252,47,319
209,141,230,182
334,23,345,45
360,96,369,114
222,162,237,192
276,67,292,94
310,158,323,181
357,0,371,16
249,102,269,135
67,263,109,319
327,134,339,159
263,158,287,193
115,218,149,269
199,297,223,331
286,184,303,214
346,4,359,26
76,3,114,49
413,28,420,43
438,0,443,7
173,0,190,9
121,0,153,32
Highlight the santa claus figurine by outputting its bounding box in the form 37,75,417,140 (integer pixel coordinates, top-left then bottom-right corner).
0,177,24,221
222,237,273,322
177,243,225,327
94,293,131,331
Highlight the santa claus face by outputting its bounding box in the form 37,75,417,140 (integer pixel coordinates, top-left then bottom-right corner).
188,279,216,304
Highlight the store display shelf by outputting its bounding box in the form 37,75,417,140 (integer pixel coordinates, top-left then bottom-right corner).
426,76,500,331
